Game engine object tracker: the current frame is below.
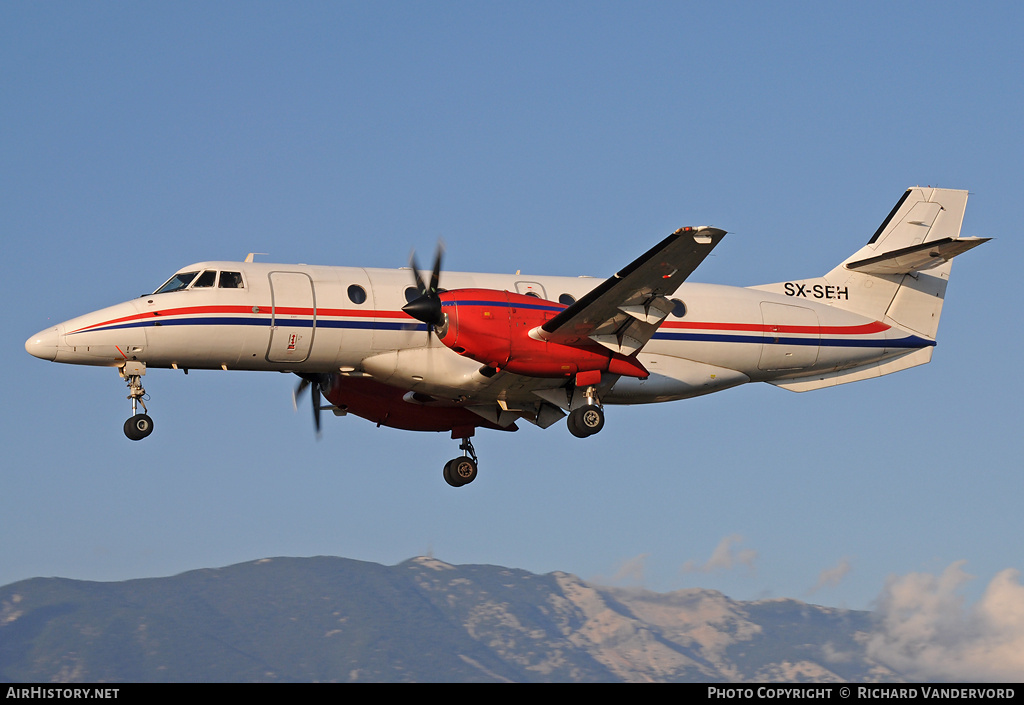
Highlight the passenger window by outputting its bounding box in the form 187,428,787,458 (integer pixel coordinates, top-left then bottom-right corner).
219,271,244,289
193,270,216,288
404,286,420,304
558,293,576,306
670,299,686,317
348,284,367,304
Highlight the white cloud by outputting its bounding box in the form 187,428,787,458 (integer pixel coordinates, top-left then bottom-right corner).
681,534,757,575
611,553,649,585
866,561,1024,682
807,557,852,596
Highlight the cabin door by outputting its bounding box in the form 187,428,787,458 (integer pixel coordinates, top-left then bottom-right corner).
266,271,316,363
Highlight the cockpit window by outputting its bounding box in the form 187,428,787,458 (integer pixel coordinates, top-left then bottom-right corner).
193,270,217,288
219,271,244,288
154,271,199,294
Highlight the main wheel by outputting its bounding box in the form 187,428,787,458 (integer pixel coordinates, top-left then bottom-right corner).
568,406,604,438
124,414,154,441
443,457,477,487
443,459,458,487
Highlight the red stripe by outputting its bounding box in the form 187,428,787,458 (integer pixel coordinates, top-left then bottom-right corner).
70,305,415,333
72,304,891,338
660,320,890,335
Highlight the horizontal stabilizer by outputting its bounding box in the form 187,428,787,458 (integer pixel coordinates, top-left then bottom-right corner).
845,236,989,275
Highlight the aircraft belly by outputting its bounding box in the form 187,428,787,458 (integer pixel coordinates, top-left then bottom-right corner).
606,354,749,403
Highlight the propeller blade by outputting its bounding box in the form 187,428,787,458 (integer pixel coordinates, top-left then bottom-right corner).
404,241,446,338
312,383,322,435
409,251,428,295
429,241,444,294
293,374,323,438
293,377,310,411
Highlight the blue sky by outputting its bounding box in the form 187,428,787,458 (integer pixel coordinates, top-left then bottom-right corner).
3,2,1022,659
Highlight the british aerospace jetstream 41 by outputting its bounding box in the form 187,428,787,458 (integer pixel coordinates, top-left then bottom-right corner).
26,187,987,487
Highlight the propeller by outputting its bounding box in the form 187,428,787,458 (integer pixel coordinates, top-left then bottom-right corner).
402,242,446,335
293,373,325,436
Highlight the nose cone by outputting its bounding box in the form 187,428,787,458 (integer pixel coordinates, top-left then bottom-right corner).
25,326,61,361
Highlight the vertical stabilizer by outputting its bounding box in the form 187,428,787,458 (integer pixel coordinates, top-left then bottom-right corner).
757,187,986,392
821,187,972,339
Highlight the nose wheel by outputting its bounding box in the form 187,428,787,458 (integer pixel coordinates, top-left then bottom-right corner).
120,362,154,441
124,413,154,441
443,437,479,487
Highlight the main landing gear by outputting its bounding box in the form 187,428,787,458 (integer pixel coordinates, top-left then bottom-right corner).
567,383,604,439
568,404,604,438
120,361,154,441
443,437,478,488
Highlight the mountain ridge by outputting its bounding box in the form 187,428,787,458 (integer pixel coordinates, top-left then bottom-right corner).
0,555,901,682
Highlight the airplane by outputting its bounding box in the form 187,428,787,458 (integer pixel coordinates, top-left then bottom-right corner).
26,187,987,487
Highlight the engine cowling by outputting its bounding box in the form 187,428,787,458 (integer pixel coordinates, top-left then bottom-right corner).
435,288,648,379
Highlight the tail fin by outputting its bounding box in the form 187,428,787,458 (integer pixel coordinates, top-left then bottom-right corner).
821,187,986,339
758,187,988,392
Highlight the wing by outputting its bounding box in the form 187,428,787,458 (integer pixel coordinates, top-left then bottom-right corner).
535,226,726,355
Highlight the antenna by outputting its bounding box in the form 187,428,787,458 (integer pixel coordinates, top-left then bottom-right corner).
244,252,268,263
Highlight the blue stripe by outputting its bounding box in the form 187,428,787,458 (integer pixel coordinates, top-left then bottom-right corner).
71,317,428,335
442,300,565,312
652,331,934,348
318,319,426,331
76,317,933,349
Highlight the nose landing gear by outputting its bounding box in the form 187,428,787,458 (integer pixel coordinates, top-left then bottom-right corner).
120,362,154,441
124,413,154,441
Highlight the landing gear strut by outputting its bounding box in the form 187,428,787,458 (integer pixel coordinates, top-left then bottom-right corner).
120,362,154,441
443,437,478,487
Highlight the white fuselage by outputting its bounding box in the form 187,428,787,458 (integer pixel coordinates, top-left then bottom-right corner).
27,261,932,408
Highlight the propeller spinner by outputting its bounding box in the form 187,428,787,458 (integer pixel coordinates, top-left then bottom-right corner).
402,244,446,332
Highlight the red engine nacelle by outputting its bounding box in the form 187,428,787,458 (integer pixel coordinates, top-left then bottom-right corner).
322,373,513,435
435,288,649,379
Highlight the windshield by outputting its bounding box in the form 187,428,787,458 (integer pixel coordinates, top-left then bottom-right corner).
154,271,199,294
